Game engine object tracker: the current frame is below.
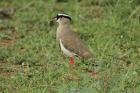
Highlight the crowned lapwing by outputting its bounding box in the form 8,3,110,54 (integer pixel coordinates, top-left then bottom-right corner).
52,13,94,65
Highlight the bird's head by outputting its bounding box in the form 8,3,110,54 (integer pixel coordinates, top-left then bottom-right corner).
50,13,72,26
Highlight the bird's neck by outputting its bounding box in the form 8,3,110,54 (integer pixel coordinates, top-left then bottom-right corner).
58,23,71,29
57,23,72,41
57,23,72,33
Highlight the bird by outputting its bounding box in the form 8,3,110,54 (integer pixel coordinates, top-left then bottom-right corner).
51,13,94,65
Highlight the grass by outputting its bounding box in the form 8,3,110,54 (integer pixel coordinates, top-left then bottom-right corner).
0,0,140,93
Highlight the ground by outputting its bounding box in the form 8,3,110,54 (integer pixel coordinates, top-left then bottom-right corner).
0,0,140,93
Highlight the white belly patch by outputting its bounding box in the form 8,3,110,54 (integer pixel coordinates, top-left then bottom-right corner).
59,39,76,57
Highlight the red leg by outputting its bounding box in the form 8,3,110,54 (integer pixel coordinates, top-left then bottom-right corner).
69,57,74,65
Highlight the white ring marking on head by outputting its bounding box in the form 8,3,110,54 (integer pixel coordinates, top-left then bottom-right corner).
58,13,71,18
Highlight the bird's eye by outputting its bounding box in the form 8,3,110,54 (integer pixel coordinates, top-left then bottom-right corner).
56,15,59,19
57,16,63,20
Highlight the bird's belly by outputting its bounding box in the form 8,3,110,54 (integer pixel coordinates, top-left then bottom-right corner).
59,39,76,57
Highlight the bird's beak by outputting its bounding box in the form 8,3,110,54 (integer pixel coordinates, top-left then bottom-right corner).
49,17,57,26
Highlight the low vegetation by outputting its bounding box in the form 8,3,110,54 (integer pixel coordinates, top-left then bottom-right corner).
0,0,140,93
